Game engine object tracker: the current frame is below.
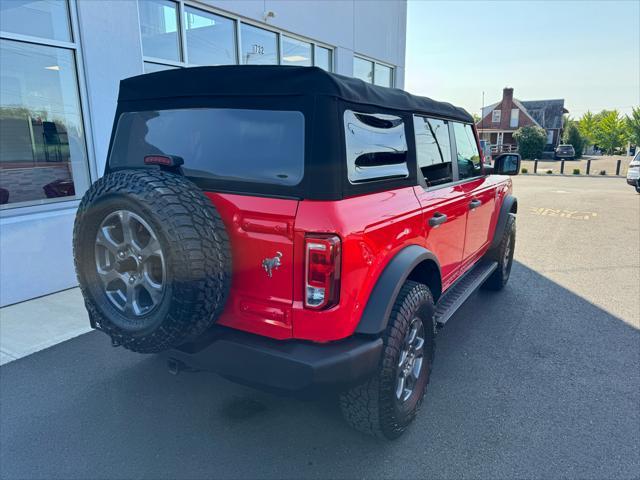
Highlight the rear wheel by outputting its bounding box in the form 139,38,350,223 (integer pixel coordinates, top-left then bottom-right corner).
339,281,436,439
482,213,516,291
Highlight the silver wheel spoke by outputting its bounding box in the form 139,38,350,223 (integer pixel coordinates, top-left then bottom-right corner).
97,268,123,284
139,237,162,258
396,373,405,399
118,210,134,246
124,282,136,315
96,227,120,254
398,350,408,368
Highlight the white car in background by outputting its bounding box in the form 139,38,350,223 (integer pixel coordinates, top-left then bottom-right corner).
627,152,640,193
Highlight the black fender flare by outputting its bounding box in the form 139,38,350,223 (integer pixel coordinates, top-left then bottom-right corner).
355,245,440,336
489,195,517,250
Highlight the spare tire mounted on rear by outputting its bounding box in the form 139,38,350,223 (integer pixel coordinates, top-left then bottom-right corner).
73,170,232,353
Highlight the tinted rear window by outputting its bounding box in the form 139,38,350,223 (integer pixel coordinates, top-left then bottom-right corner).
109,108,304,186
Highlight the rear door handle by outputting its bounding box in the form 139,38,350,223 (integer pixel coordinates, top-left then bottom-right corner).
428,212,448,227
469,199,482,210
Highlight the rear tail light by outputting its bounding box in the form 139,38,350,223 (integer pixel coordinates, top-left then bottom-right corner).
304,235,341,310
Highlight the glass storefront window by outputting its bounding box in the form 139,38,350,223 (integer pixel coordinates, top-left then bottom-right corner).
240,23,277,65
184,6,236,65
281,36,311,66
353,56,374,84
0,0,71,42
375,63,393,87
314,46,332,71
0,39,89,208
138,0,180,61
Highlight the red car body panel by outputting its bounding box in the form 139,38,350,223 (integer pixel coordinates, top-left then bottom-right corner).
205,176,511,343
205,192,299,340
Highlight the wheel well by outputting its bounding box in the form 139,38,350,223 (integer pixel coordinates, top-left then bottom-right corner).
406,259,442,303
510,200,518,214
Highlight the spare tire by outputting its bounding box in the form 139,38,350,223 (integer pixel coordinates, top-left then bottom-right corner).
73,169,232,353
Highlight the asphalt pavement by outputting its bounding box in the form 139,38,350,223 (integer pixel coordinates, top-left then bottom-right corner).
1,175,638,479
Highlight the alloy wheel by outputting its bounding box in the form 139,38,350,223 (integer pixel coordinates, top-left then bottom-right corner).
94,210,166,317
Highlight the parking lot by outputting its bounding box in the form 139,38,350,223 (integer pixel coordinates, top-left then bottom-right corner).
1,175,638,479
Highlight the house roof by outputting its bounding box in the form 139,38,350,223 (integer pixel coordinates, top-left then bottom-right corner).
118,65,473,123
519,99,567,129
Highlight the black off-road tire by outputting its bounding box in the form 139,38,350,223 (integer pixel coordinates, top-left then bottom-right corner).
482,213,516,291
339,281,436,439
635,181,640,194
73,169,232,353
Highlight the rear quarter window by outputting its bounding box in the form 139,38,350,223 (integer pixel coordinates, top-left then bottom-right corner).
109,108,305,186
343,110,408,183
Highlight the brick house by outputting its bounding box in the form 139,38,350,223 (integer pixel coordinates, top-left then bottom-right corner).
476,87,568,153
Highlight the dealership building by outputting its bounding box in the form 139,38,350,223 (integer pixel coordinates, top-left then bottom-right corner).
0,0,407,306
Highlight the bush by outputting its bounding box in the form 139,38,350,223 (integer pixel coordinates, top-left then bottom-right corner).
521,167,528,174
573,168,580,175
514,125,547,160
546,169,553,174
562,122,585,159
599,170,606,175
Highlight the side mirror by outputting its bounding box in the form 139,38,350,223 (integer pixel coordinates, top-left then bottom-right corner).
493,153,521,175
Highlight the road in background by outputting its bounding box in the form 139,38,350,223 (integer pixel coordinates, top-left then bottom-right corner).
1,175,638,479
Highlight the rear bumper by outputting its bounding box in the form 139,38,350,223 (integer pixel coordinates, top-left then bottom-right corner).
627,177,639,185
162,326,383,392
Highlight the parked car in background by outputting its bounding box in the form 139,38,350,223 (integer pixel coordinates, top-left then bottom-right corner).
554,144,575,160
627,152,640,193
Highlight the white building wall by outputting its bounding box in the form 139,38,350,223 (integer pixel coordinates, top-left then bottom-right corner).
0,0,407,306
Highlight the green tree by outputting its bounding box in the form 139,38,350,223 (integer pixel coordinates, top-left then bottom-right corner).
472,113,481,124
513,125,547,159
577,111,597,147
594,110,627,154
562,120,585,158
626,106,640,147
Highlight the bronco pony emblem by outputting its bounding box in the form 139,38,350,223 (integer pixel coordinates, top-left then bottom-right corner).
262,251,283,278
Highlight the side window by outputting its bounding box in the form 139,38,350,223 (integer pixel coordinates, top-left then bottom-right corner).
413,116,453,187
344,110,408,183
453,122,482,180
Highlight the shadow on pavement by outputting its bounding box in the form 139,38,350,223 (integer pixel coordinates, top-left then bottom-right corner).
1,262,638,479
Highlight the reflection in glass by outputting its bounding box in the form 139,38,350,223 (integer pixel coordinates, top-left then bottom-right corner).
184,7,236,65
281,36,311,66
144,62,177,73
344,110,408,183
314,46,332,71
110,109,304,186
353,57,374,84
138,0,180,61
374,64,393,87
240,24,277,65
0,0,71,42
0,39,89,208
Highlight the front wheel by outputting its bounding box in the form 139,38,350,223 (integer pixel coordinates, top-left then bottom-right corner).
635,181,640,194
339,281,436,439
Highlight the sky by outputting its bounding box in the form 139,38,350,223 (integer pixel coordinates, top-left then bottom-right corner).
405,0,640,119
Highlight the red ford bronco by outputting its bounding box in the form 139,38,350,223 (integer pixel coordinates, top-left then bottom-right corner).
73,66,520,439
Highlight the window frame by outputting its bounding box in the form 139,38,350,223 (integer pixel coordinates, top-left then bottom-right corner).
450,121,485,183
413,114,457,190
353,53,395,87
137,0,334,72
492,109,501,123
0,0,97,216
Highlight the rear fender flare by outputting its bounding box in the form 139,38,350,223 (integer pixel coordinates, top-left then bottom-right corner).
355,245,440,336
490,195,517,250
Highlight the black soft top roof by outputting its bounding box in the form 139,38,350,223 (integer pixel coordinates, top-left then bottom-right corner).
118,65,473,123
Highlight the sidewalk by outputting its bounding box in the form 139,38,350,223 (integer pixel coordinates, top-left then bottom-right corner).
0,288,91,365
